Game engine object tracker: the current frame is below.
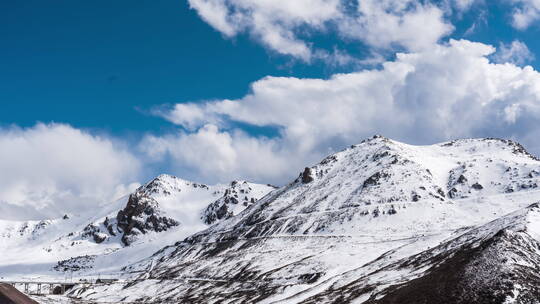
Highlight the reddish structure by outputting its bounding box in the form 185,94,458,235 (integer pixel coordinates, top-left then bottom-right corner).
0,283,38,304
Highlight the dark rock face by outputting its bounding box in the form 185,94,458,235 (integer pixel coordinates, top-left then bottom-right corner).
301,167,314,183
54,255,96,272
80,175,272,246
472,182,484,190
363,231,540,304
81,224,107,244
81,175,186,246
116,193,179,246
104,217,116,236
448,187,459,198
203,196,236,225
81,179,181,246
296,217,540,304
202,181,268,225
363,171,389,187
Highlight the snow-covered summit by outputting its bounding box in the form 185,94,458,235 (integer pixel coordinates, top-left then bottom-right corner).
0,174,274,280
73,136,540,304
82,174,275,246
137,174,210,196
183,136,540,243
202,180,277,225
6,136,540,303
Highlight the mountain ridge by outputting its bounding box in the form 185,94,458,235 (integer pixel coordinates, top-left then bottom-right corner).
64,136,540,303
4,135,540,303
0,174,274,280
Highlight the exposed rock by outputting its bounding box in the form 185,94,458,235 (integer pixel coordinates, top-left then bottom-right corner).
54,255,96,272
457,174,468,184
93,233,107,244
202,181,272,225
472,182,484,190
116,193,179,246
81,224,106,244
366,230,540,303
363,171,388,187
301,167,314,183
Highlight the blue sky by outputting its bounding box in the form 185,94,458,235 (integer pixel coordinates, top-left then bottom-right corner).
2,0,539,135
1,0,354,135
4,0,540,217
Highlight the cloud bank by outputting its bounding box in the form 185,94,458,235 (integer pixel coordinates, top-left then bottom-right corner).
187,0,540,63
493,40,535,65
147,40,540,184
188,0,454,62
510,0,540,29
0,123,140,220
5,1,540,219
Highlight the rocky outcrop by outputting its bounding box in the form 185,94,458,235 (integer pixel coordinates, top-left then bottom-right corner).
79,175,273,246
202,181,273,225
54,255,96,272
301,167,314,183
81,177,181,246
116,192,179,246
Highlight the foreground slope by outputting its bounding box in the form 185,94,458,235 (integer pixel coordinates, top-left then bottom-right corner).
0,283,38,304
71,136,540,303
302,203,540,304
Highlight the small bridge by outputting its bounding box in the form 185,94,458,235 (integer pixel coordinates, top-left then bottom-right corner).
0,281,87,295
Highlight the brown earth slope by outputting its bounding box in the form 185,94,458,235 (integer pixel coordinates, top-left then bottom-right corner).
0,284,38,304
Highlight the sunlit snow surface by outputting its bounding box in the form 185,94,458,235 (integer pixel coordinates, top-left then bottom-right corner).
5,137,540,303
0,175,273,282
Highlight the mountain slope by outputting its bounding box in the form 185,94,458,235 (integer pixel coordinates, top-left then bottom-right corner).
80,175,273,246
69,136,540,303
0,174,274,280
299,203,540,304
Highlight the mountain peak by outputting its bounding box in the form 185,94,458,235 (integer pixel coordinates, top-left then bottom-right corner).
139,174,210,198
201,180,276,225
188,136,540,245
439,137,539,160
17,136,540,304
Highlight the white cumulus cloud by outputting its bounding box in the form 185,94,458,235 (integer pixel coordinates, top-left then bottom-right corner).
0,123,141,220
140,124,291,184
188,0,454,61
339,0,454,52
147,39,540,184
510,0,540,29
188,0,341,61
493,40,535,65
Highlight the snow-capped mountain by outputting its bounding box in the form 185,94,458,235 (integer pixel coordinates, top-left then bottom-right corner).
69,136,540,303
0,174,274,280
81,175,274,246
202,180,277,225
